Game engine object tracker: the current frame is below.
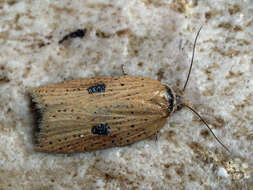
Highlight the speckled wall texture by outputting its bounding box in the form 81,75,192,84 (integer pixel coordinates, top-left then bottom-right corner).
0,0,252,189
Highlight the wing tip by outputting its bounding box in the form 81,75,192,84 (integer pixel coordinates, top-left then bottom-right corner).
29,90,49,150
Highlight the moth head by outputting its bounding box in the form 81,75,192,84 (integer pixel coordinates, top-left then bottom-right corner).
165,86,188,113
175,94,183,111
165,87,182,113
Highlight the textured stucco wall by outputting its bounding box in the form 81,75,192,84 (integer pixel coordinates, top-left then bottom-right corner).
0,0,252,189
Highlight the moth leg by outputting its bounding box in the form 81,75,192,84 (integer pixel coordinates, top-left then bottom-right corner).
121,64,127,75
149,131,160,142
155,131,160,142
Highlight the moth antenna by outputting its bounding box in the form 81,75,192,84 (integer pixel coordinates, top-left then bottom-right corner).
183,103,231,153
183,26,203,92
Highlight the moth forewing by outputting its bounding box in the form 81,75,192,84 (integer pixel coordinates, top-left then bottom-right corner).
30,75,173,153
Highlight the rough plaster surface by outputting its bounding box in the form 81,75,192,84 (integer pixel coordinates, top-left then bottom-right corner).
0,0,252,189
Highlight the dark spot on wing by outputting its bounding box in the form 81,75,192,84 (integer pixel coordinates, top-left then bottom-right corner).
87,83,106,94
91,123,110,135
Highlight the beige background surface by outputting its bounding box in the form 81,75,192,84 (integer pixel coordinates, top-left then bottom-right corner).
0,0,252,189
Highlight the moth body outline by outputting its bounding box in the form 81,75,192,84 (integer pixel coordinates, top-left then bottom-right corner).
29,75,179,153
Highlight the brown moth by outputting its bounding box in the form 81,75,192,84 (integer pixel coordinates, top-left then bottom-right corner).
29,27,230,153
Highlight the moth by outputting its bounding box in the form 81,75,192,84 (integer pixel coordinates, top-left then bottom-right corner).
29,27,230,153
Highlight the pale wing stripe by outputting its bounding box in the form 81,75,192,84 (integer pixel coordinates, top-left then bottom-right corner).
40,103,166,134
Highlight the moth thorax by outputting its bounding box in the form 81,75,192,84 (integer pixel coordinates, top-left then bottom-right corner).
165,87,178,113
